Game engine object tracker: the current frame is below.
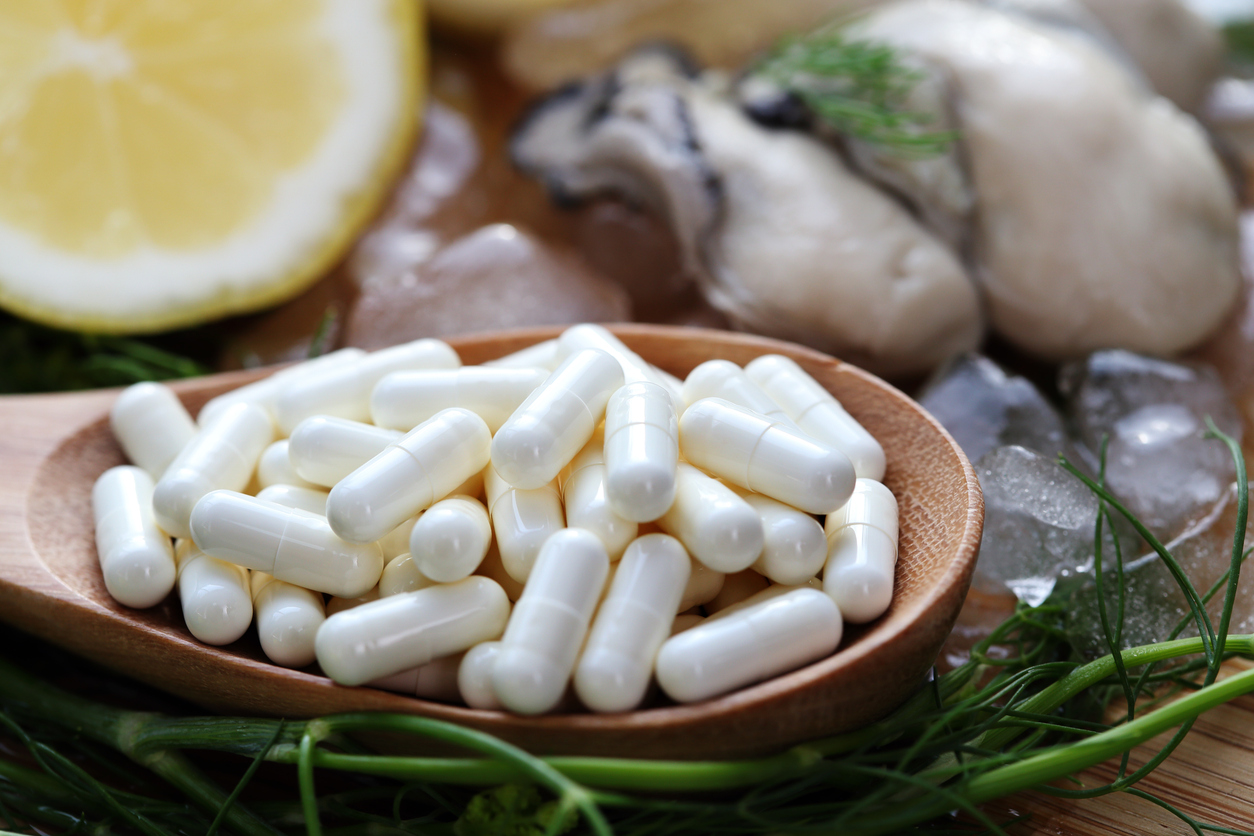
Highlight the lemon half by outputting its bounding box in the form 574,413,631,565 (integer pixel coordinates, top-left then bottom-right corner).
0,0,421,333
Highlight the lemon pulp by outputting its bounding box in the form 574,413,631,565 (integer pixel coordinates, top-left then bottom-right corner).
0,0,421,332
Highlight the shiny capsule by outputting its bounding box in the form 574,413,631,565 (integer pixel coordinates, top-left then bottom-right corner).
657,463,763,573
491,348,623,489
681,360,795,427
275,338,460,434
288,416,402,488
557,324,675,402
190,491,383,598
655,589,842,703
704,568,770,615
560,428,637,560
327,408,491,544
174,539,251,646
678,556,725,611
493,529,609,715
197,348,365,429
254,484,329,515
370,652,465,702
251,571,325,668
371,367,547,432
315,576,510,686
110,382,197,479
93,466,176,608
257,440,317,490
483,339,562,372
575,533,690,713
410,495,492,582
679,398,855,514
379,553,437,596
603,381,679,523
485,465,565,583
458,641,504,709
474,542,526,601
732,489,828,585
745,354,885,481
325,586,381,616
824,479,899,623
154,402,274,538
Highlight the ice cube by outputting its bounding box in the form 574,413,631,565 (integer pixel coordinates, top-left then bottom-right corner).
1060,350,1242,539
917,354,1073,465
974,445,1107,606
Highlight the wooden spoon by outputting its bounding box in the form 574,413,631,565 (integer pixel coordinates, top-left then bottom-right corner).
0,324,982,760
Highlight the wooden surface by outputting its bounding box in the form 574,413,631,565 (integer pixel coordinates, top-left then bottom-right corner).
0,324,981,760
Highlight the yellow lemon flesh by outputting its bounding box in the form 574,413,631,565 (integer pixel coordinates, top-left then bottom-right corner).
0,0,421,333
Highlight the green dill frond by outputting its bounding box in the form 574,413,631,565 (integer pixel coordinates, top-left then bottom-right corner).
755,27,956,158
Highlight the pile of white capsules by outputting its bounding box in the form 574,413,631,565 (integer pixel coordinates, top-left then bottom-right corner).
94,324,897,715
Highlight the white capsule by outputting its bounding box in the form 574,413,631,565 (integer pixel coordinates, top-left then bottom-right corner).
371,652,466,702
255,484,329,515
680,398,855,515
316,576,510,686
93,466,176,608
459,641,505,709
493,529,609,715
491,348,624,489
288,416,402,488
706,578,825,622
375,516,418,561
379,553,437,596
650,365,686,406
560,428,638,560
474,542,526,601
110,382,197,479
705,569,770,615
256,440,317,490
410,495,492,582
671,613,705,635
824,479,899,623
153,402,274,538
485,465,565,583
603,381,679,523
327,408,492,544
190,491,383,597
274,338,460,435
731,490,828,585
745,355,886,481
557,324,676,404
657,463,763,573
678,557,725,611
453,467,486,501
174,539,251,645
656,588,842,703
681,360,795,428
326,586,381,616
251,571,325,668
371,367,547,432
197,348,365,430
574,533,690,713
484,339,562,371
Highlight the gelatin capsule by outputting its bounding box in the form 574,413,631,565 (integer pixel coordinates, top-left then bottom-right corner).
459,641,505,709
575,533,690,713
603,381,679,523
745,354,885,481
371,367,547,432
704,568,770,615
484,339,562,371
326,586,381,616
251,571,325,668
190,490,383,598
485,465,565,583
275,338,460,434
474,541,526,601
379,553,437,597
560,427,638,560
174,539,251,646
288,416,402,488
557,324,677,405
824,479,899,624
197,348,364,430
681,359,795,428
491,348,623,489
655,589,842,703
410,494,492,582
154,402,274,538
371,653,465,702
110,382,197,479
733,489,827,586
678,556,725,611
493,529,609,715
254,484,329,515
679,398,855,514
656,463,763,573
257,440,317,490
315,576,510,686
327,408,491,544
93,465,176,608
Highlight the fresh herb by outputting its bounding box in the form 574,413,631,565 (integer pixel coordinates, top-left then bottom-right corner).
0,314,208,394
754,27,956,158
2,429,1253,835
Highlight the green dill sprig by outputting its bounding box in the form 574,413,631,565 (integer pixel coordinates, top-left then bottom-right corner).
754,27,956,158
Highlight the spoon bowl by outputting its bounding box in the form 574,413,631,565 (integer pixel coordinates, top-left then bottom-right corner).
0,324,982,759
